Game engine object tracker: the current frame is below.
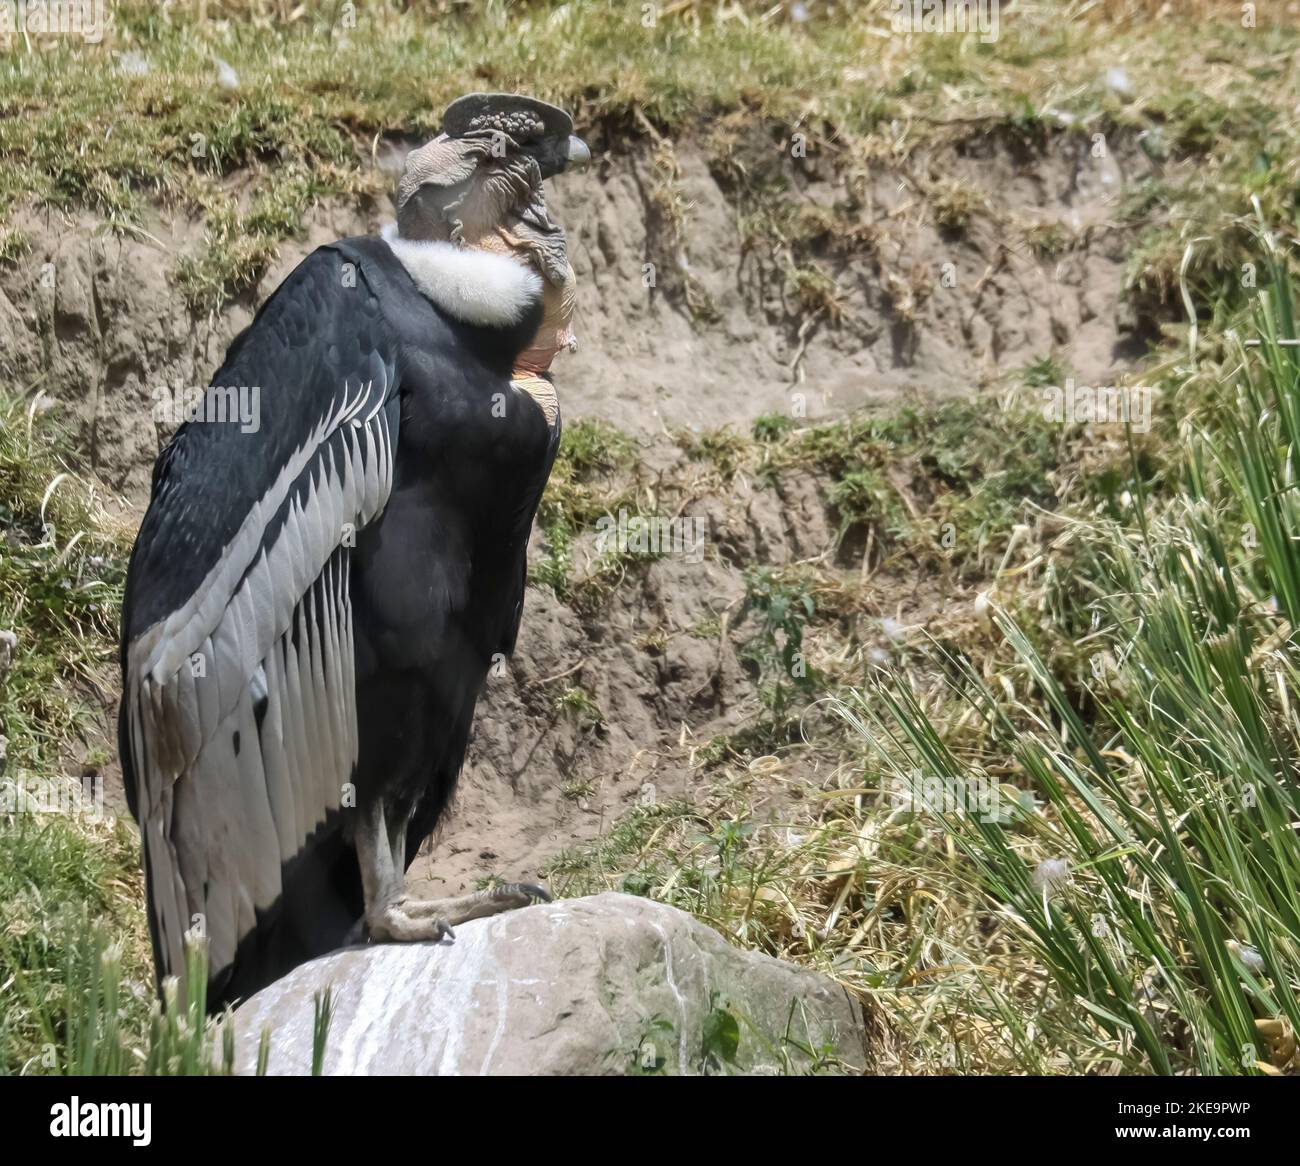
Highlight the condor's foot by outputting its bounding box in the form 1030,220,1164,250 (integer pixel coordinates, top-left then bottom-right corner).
405,882,552,927
366,901,457,943
367,883,551,944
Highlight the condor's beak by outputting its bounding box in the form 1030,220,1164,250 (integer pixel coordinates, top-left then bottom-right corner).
566,135,591,170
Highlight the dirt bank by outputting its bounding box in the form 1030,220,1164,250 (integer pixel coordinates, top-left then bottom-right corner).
0,125,1161,896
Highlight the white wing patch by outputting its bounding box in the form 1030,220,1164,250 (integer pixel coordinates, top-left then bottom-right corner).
126,370,396,987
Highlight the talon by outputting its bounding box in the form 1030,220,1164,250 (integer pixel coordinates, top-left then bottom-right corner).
438,920,456,941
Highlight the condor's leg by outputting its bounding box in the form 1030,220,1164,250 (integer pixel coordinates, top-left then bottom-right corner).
354,798,455,943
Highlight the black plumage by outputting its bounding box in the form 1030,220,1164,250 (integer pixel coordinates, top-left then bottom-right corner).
120,230,562,1009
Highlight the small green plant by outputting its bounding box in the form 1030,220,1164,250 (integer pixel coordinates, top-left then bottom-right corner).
533,419,638,599
679,426,748,481
1021,354,1064,389
785,262,846,324
753,413,796,443
700,994,742,1073
623,1015,674,1076
311,988,333,1077
561,777,596,802
695,735,732,767
737,568,818,743
827,466,906,541
553,684,604,728
1022,220,1070,257
174,166,324,312
689,615,722,640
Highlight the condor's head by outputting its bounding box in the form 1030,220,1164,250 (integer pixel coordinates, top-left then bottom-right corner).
394,92,590,288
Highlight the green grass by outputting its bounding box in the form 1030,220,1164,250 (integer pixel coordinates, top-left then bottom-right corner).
175,164,335,311
551,227,1300,1075
848,250,1300,1071
1,2,1296,311
531,417,639,600
0,815,146,1073
532,390,1097,622
11,912,330,1075
781,396,1088,575
0,399,126,771
0,397,150,1072
736,566,819,747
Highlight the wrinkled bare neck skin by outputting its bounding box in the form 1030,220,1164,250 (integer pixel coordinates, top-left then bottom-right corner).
395,131,575,375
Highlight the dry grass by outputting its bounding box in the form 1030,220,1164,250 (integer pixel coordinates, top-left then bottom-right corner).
550,240,1300,1075
0,1,1295,308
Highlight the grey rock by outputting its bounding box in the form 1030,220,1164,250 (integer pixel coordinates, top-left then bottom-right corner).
226,892,868,1076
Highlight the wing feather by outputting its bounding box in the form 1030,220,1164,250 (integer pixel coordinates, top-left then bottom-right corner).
257,653,296,859
122,246,400,988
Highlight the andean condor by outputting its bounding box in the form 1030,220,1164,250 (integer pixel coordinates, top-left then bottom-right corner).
119,93,590,1011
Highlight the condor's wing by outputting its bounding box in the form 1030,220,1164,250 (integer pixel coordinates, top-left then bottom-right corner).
120,244,399,998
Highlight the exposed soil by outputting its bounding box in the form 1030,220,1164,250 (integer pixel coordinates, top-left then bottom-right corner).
0,127,1159,898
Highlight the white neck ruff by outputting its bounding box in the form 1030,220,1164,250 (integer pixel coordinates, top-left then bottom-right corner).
380,222,542,327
